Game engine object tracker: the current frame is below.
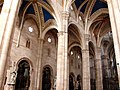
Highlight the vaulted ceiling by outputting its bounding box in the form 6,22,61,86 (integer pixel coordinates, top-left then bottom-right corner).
73,0,107,16
19,0,108,24
19,0,55,23
19,0,110,39
72,0,110,41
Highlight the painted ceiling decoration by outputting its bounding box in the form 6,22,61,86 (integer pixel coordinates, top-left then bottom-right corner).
91,0,108,15
42,7,54,22
19,0,55,25
71,0,109,41
73,0,108,16
18,0,109,38
19,0,108,24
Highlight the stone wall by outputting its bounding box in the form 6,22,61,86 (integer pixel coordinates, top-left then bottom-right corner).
8,19,39,90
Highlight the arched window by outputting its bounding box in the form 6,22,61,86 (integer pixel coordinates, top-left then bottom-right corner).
26,39,30,48
42,67,51,90
15,60,30,90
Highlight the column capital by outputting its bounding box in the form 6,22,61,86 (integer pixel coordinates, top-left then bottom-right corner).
62,11,69,20
82,49,89,53
84,34,90,41
101,55,108,59
96,47,101,52
95,58,101,61
57,31,67,37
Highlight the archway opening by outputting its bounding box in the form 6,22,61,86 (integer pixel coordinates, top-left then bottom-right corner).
15,60,30,90
101,35,119,90
69,46,82,90
42,67,51,90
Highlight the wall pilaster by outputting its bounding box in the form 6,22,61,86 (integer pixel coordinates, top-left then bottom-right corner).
101,55,109,77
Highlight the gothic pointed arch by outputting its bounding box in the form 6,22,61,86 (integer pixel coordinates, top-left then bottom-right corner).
68,46,82,90
68,24,82,46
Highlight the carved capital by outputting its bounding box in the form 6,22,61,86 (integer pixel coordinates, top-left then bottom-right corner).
97,47,101,52
57,31,67,37
84,34,90,41
101,55,108,59
82,49,89,53
62,11,69,20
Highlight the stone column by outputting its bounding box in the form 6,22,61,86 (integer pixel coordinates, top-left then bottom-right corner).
0,0,21,89
107,0,120,88
0,0,13,46
101,55,109,77
101,55,109,89
56,11,69,90
36,38,44,90
95,47,103,90
82,34,90,90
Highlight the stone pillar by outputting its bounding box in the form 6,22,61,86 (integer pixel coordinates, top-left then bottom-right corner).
107,0,120,88
82,34,90,90
56,11,69,90
101,55,110,89
0,0,13,46
101,55,109,77
95,47,103,90
36,38,44,90
0,0,20,89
